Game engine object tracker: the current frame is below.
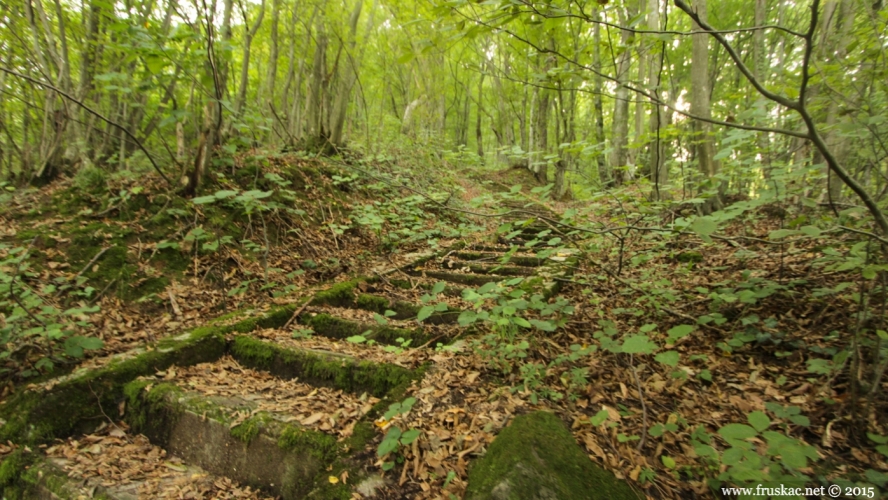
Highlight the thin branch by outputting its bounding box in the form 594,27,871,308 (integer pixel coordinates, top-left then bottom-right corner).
0,66,174,187
673,0,888,238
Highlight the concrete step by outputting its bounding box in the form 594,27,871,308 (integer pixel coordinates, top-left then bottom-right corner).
451,251,548,268
26,427,269,499
123,356,379,500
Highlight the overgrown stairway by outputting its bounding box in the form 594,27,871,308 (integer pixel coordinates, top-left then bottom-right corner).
0,212,581,499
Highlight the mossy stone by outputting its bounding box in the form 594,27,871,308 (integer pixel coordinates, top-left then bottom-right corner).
676,251,704,263
465,411,641,500
314,280,360,307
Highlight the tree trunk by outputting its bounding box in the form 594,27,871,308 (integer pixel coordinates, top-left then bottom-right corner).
234,0,266,117
610,4,635,186
329,0,367,147
592,10,608,186
304,18,328,146
648,0,667,199
476,72,485,162
689,0,720,212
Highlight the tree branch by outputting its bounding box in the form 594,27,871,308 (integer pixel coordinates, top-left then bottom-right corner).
0,66,173,187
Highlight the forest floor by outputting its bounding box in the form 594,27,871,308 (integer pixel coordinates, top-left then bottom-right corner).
0,154,885,499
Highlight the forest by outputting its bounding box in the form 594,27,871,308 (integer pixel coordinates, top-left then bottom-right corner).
0,0,887,498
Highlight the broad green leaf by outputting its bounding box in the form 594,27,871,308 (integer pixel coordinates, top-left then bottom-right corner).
458,310,477,326
718,423,757,441
416,306,435,322
654,351,680,367
529,319,556,332
513,317,531,328
431,282,447,295
377,436,400,457
661,455,676,469
214,189,238,199
768,229,800,240
621,335,658,354
192,196,217,204
667,324,695,341
799,225,821,237
400,429,421,445
747,411,771,432
690,217,717,239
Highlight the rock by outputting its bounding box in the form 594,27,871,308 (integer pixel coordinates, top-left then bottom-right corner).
355,475,387,497
465,411,641,500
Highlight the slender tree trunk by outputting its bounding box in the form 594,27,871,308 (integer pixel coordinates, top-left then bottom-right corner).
304,17,328,145
610,4,635,186
592,10,608,186
330,0,368,147
648,0,667,198
476,72,485,161
689,0,720,212
234,0,266,117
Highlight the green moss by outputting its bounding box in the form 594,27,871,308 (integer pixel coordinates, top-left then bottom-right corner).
231,412,274,443
389,279,412,290
124,381,183,431
278,425,338,462
303,313,428,345
0,327,225,447
676,251,704,263
229,336,414,397
465,411,641,500
313,281,360,307
0,449,26,487
303,313,362,339
257,304,298,329
355,294,389,313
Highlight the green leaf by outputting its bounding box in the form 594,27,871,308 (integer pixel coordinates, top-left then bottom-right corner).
654,351,680,367
768,229,800,240
400,429,421,445
431,282,447,295
661,455,676,469
747,411,771,432
690,217,717,240
529,319,556,332
667,324,695,341
458,310,477,326
192,196,217,204
416,306,435,322
718,423,757,441
377,436,400,457
799,225,821,237
621,335,658,355
346,335,367,343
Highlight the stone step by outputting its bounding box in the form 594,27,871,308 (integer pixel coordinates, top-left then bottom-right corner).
25,429,268,499
296,311,434,346
123,356,379,500
406,269,508,287
229,335,416,397
447,262,537,277
451,251,547,268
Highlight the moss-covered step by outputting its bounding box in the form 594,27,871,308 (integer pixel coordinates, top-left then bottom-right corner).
229,335,415,398
452,252,546,268
465,411,641,500
0,303,299,448
354,293,461,324
298,312,433,346
18,453,229,500
124,380,343,500
404,269,506,287
460,264,536,276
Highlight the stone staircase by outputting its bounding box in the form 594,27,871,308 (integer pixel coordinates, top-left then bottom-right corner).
0,211,581,499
